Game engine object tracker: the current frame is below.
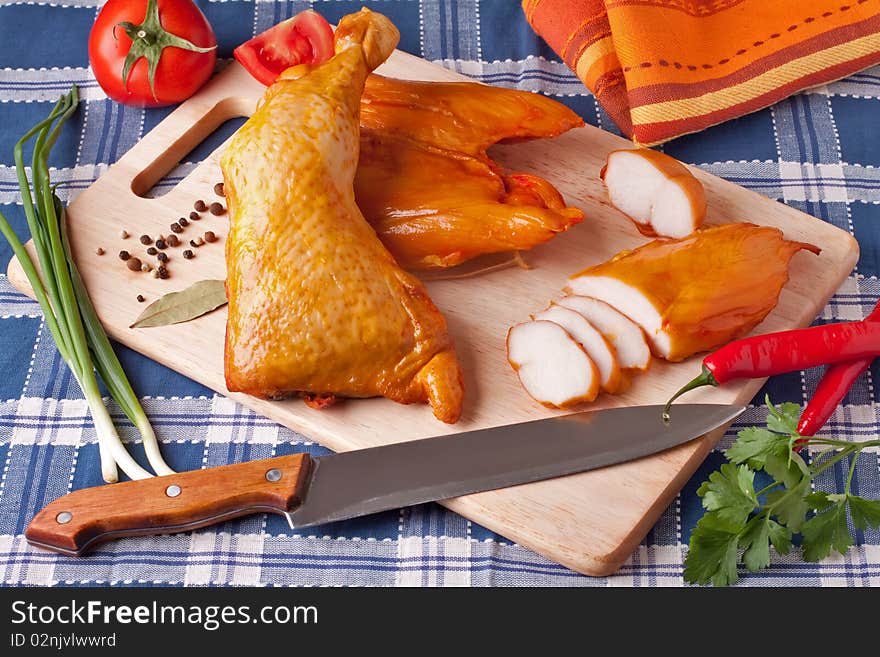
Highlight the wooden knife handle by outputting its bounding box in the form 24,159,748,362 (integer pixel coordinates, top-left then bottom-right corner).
25,453,313,556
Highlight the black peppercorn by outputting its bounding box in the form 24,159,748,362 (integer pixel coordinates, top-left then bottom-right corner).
157,252,169,263
118,250,130,261
166,234,180,247
137,294,145,303
194,199,207,212
170,222,183,234
155,239,167,250
139,235,152,245
147,246,158,256
214,182,225,197
178,217,189,227
157,265,169,279
208,202,225,215
183,249,194,259
189,211,200,221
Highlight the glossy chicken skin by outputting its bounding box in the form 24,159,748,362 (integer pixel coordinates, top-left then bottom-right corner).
356,133,584,269
568,223,820,361
355,75,585,270
221,9,464,423
360,75,585,158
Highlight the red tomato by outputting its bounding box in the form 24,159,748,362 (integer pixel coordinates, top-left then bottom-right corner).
234,11,335,86
88,0,217,107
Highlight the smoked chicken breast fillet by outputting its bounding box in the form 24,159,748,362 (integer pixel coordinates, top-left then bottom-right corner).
221,9,464,423
360,75,585,159
356,76,585,270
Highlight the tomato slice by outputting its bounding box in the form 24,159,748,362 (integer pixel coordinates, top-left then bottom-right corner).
234,10,335,86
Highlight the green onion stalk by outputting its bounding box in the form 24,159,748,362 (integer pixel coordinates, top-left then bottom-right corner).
0,88,174,482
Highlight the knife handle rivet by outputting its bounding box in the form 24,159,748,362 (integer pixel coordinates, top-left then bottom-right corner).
265,469,282,483
56,512,72,524
165,484,182,498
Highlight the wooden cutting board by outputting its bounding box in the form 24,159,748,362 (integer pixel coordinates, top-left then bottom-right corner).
8,50,858,577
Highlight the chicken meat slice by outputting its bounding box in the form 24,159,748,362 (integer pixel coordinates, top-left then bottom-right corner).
554,296,651,371
507,320,600,408
532,305,623,394
601,149,706,239
221,9,464,423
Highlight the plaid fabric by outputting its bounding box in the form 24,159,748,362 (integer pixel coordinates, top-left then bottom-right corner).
1,0,879,587
522,0,880,146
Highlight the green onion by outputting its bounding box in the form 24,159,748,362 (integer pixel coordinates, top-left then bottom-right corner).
0,87,174,482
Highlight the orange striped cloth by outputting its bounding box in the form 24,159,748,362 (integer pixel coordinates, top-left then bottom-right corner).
522,0,880,145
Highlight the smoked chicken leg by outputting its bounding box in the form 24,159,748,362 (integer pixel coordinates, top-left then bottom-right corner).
221,9,464,423
356,76,586,270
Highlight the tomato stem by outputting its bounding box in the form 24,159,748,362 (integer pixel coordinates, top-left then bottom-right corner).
117,0,216,101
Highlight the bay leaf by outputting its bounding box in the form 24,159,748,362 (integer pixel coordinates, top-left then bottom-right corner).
130,279,227,328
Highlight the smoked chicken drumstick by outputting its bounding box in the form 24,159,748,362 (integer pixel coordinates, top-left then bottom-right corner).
221,9,464,423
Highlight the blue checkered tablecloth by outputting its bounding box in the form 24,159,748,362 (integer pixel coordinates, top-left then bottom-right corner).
1,0,879,587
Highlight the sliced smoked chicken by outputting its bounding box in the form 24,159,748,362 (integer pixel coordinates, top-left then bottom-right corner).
567,223,820,362
554,296,651,372
507,320,600,408
532,305,623,394
355,75,585,270
601,149,706,239
221,9,463,423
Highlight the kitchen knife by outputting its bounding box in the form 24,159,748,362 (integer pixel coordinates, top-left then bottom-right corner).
26,403,743,556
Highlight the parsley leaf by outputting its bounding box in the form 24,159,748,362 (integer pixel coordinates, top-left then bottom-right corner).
684,514,741,587
697,463,757,529
767,518,793,555
739,515,771,572
724,426,789,469
848,495,880,531
738,515,794,573
766,478,811,532
764,451,804,490
685,398,879,586
765,397,801,435
802,499,853,562
806,490,832,510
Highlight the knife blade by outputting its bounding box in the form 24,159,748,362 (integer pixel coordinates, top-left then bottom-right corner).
25,403,743,556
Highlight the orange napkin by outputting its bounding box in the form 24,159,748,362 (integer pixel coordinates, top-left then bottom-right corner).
523,0,880,145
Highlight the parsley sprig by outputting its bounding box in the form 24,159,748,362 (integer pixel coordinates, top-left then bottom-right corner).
685,395,880,586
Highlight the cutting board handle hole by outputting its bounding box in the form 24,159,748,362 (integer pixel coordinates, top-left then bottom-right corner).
131,98,253,199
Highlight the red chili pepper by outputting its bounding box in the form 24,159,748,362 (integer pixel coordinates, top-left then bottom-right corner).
795,299,880,440
663,319,880,421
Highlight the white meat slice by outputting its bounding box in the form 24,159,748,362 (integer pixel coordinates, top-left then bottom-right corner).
554,295,651,371
506,320,600,408
532,305,623,393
